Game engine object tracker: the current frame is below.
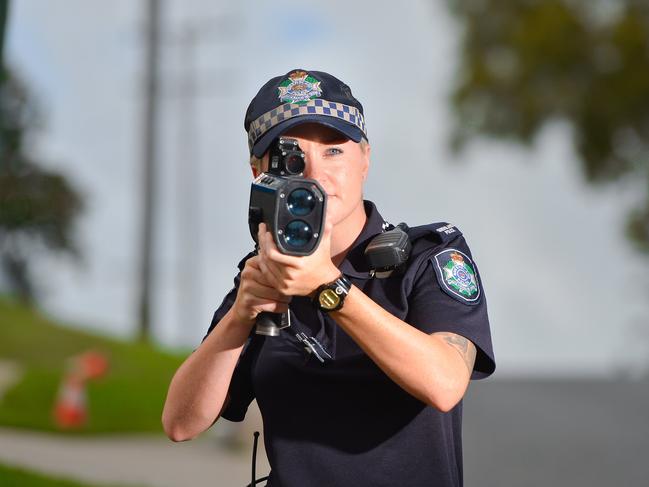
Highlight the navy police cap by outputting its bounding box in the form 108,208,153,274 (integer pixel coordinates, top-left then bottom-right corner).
244,69,368,158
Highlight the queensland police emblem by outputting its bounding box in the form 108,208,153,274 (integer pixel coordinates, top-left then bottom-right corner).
278,70,322,105
433,249,481,305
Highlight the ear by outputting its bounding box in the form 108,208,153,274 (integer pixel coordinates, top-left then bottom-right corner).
361,143,371,181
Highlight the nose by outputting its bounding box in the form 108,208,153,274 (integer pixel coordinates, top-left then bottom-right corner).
302,153,326,183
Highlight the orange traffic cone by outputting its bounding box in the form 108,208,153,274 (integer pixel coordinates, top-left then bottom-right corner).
53,374,87,428
53,350,108,429
77,350,109,380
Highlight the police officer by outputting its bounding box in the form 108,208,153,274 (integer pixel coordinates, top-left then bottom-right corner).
162,69,496,487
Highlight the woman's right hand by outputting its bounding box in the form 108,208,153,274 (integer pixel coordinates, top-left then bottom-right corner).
231,255,291,324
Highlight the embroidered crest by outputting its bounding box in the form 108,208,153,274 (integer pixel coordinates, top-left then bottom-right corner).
278,70,322,105
433,248,481,305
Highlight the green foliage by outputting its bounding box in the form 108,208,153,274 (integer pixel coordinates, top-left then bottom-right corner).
0,164,83,252
0,296,187,434
0,462,141,487
449,0,649,252
0,65,33,166
0,69,84,301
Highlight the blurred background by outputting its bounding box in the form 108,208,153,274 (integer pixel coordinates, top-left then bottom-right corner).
1,0,648,486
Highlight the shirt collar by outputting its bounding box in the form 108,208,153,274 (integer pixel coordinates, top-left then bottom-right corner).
339,200,388,279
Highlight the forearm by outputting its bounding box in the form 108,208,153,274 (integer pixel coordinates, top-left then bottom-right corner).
331,286,471,412
161,308,253,441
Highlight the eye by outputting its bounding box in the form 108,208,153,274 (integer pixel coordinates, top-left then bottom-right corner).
326,147,343,156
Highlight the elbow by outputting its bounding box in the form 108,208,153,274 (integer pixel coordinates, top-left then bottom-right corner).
161,408,221,442
422,388,458,413
162,420,190,442
165,427,194,443
432,395,462,414
162,412,198,443
163,422,197,442
426,377,469,414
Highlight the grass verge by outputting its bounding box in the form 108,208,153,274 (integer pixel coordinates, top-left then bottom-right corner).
0,462,142,487
0,296,188,434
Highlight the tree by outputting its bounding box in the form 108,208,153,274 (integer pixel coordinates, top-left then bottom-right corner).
448,0,649,252
0,8,83,304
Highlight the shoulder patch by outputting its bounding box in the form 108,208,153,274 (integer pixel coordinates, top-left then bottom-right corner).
432,248,481,305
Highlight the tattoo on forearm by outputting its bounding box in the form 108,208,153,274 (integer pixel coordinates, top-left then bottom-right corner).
436,333,476,374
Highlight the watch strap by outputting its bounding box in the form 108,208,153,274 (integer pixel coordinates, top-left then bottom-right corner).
313,274,351,312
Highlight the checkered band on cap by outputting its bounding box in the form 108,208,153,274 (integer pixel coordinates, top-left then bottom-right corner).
247,98,367,151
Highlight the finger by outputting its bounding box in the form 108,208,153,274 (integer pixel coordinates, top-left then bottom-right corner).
260,303,289,314
257,223,269,245
258,227,276,259
246,255,260,269
243,272,291,302
322,219,334,240
258,229,298,269
244,257,270,285
256,253,285,287
249,284,291,303
261,231,304,268
248,299,289,316
261,227,280,254
246,259,282,290
259,256,279,281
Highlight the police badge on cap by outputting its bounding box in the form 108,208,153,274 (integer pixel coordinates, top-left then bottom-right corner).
244,69,368,158
278,71,323,105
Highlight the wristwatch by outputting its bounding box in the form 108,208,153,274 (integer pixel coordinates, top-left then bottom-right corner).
313,275,352,312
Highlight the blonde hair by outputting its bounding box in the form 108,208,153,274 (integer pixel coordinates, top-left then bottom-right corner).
250,153,263,174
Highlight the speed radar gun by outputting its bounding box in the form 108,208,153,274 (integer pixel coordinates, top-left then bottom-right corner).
248,137,327,336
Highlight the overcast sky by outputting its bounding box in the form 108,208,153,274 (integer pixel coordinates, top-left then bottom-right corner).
6,0,649,377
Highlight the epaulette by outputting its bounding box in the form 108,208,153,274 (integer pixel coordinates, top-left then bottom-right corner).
406,222,462,245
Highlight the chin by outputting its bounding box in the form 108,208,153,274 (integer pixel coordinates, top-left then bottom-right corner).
328,205,357,228
327,195,363,227
328,213,342,227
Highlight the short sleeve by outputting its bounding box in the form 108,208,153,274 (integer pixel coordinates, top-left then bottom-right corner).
201,251,259,421
406,235,496,380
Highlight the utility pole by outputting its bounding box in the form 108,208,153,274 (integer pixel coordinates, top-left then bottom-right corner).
135,4,241,345
137,0,162,342
0,0,8,76
1,0,10,169
163,11,239,344
174,24,201,341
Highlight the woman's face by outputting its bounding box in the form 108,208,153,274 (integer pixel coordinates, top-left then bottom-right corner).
260,123,370,228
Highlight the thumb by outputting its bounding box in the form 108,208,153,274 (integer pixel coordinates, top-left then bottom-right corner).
321,217,334,242
318,218,334,256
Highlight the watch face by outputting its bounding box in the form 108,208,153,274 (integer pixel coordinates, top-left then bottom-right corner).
318,288,341,310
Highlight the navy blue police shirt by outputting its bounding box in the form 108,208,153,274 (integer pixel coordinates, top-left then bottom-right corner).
203,201,496,487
